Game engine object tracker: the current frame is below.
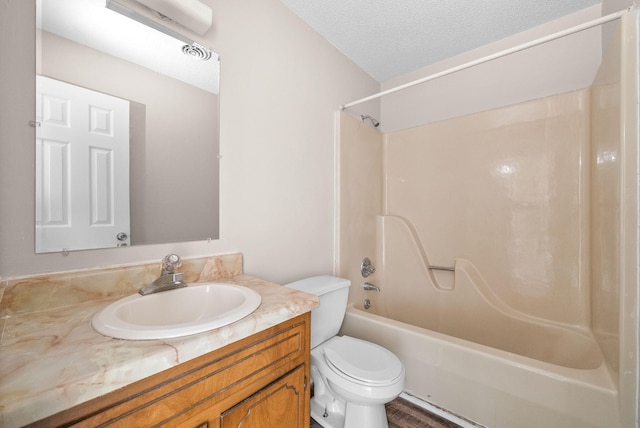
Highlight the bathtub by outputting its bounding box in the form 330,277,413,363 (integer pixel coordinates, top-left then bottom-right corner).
340,304,620,428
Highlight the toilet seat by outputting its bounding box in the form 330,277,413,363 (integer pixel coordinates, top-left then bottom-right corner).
323,336,403,385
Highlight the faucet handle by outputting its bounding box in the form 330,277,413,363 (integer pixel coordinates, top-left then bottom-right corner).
161,254,182,274
360,257,376,277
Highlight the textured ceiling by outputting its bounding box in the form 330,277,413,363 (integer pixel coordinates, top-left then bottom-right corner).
280,0,603,82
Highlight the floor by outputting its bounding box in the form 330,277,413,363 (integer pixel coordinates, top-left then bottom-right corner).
310,396,462,428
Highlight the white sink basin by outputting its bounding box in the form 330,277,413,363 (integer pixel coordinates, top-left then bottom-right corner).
92,282,262,340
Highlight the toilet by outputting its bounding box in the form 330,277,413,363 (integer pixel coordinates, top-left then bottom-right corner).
287,275,405,428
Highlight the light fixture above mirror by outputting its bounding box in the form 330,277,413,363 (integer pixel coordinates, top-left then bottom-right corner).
106,0,213,38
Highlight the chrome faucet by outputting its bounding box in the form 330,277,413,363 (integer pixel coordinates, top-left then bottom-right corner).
363,282,380,292
360,257,376,277
138,254,188,296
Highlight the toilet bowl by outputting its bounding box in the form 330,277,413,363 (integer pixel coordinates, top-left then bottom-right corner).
311,336,405,428
286,276,405,428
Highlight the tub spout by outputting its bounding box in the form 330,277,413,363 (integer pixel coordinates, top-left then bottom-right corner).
363,282,380,292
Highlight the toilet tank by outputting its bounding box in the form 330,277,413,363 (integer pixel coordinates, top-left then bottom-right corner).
286,275,351,349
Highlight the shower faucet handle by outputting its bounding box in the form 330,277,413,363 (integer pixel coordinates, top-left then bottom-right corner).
360,257,376,277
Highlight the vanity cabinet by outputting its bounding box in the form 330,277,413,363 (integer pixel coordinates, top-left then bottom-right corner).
30,314,311,428
219,365,306,427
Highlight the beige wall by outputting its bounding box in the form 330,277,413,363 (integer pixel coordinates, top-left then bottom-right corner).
0,0,379,282
378,5,603,133
602,0,632,49
603,0,632,13
376,1,635,133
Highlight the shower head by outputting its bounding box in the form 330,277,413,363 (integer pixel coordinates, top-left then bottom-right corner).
361,115,380,128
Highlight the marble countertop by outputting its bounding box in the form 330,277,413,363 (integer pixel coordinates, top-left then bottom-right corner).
0,275,318,428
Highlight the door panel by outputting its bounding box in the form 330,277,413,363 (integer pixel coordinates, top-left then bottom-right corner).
36,75,130,252
220,366,306,428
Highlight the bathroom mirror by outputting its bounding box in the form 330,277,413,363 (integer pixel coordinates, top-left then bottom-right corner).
35,0,220,253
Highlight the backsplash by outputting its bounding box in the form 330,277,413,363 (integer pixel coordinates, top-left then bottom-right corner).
0,253,242,317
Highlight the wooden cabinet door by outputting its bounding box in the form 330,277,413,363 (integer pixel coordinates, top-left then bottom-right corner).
175,411,221,428
220,365,307,428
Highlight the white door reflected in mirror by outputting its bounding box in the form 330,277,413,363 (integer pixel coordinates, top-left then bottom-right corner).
36,75,130,253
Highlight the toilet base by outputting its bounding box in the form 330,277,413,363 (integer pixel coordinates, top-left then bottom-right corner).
310,394,389,428
310,396,344,428
309,336,404,428
344,402,389,428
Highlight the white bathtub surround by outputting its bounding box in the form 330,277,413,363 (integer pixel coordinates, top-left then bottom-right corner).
337,9,639,427
399,392,484,428
374,218,603,370
342,306,618,428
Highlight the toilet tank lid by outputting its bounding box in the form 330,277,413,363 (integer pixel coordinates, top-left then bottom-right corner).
286,275,351,296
